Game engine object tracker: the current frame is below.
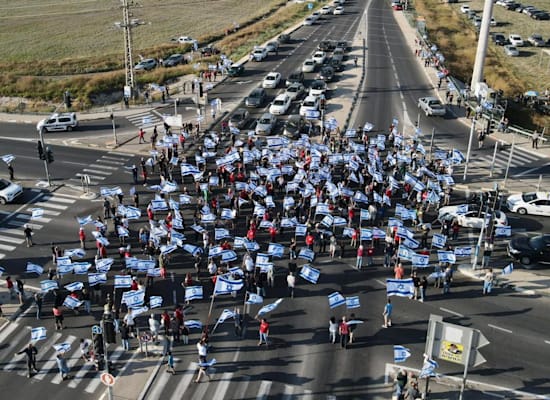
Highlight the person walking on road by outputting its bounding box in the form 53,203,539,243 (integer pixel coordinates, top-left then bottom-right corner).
257,318,270,347
483,268,494,295
8,163,14,180
166,351,176,375
286,272,296,298
120,321,130,351
329,316,338,344
34,292,43,320
356,245,364,270
53,306,64,330
382,299,393,328
234,307,244,339
138,128,146,144
55,353,71,380
16,343,38,377
339,316,350,349
78,227,86,249
477,130,485,148
532,130,539,149
24,224,33,247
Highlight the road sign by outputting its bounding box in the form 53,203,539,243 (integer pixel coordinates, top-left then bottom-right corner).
100,372,115,387
92,325,103,335
308,3,313,9
140,333,152,343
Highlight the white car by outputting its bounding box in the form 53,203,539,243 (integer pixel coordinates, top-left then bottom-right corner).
311,11,321,20
303,16,315,26
418,96,446,116
177,36,195,44
320,5,333,14
0,178,23,204
490,17,498,26
269,94,292,115
37,112,78,132
508,34,524,46
504,45,519,57
312,51,327,65
262,72,281,89
252,47,268,61
302,59,316,73
438,205,508,229
460,5,470,13
333,6,344,14
299,95,320,118
506,192,550,216
285,83,306,101
309,80,327,97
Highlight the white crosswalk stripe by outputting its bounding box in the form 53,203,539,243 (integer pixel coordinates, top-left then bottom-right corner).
169,362,198,400
82,169,111,175
34,335,77,381
126,111,162,128
86,164,119,171
0,234,25,244
76,172,106,181
257,380,272,400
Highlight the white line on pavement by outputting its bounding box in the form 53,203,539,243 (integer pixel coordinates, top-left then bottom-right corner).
439,307,464,318
168,362,197,400
375,279,386,286
147,361,173,399
488,324,513,334
212,372,232,400
234,375,251,399
512,166,546,177
257,380,272,400
282,384,294,400
545,340,550,345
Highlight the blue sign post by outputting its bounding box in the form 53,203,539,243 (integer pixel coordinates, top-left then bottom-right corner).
92,325,103,335
308,3,313,9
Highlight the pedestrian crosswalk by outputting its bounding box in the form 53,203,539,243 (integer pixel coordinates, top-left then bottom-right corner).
466,146,545,177
0,191,78,259
126,110,163,129
67,151,134,186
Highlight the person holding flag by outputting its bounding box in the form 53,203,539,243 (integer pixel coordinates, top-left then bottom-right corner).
16,343,38,378
483,268,495,295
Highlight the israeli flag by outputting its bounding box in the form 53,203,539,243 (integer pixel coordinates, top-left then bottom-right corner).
147,267,161,277
299,264,320,284
283,197,295,210
221,250,238,262
229,266,245,277
209,245,223,258
184,320,203,330
432,233,447,249
495,226,511,237
122,290,145,308
360,209,371,221
388,218,403,228
295,224,307,237
233,237,245,249
95,258,114,273
202,213,217,223
246,292,264,305
40,280,58,293
298,248,315,262
267,243,284,258
346,296,361,309
397,226,414,240
214,275,244,295
360,228,372,241
53,342,72,354
502,263,514,275
185,286,203,301
428,191,440,204
64,281,84,292
353,191,369,203
26,262,43,275
160,244,178,255
114,275,132,288
257,298,283,316
63,295,83,309
179,194,192,205
437,251,456,264
31,208,44,219
373,228,386,239
244,240,260,252
31,327,47,342
190,225,205,233
151,199,168,211
412,253,430,267
315,203,330,216
96,236,110,247
183,244,203,257
402,236,420,249
394,345,412,363
217,309,235,324
386,278,415,297
88,273,107,286
328,292,346,309
125,206,141,220
451,149,466,164
1,154,15,165
454,247,472,257
321,214,334,228
131,306,149,317
100,186,122,197
340,227,353,238
220,208,235,220
419,357,439,378
397,245,414,261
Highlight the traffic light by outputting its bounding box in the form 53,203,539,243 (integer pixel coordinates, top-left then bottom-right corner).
103,318,117,344
199,82,203,97
320,97,326,111
37,141,45,160
93,332,104,356
46,147,54,164
64,91,72,109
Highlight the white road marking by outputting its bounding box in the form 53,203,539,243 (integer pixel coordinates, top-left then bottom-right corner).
0,235,25,244
257,380,272,400
169,362,197,400
439,307,464,318
375,279,386,286
212,372,233,400
488,324,512,334
545,340,550,345
76,173,106,180
234,375,251,399
0,322,24,349
147,361,173,399
282,384,294,400
83,169,111,175
33,202,68,210
0,243,16,251
84,346,124,393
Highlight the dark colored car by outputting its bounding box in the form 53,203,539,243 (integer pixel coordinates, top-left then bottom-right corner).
531,11,550,20
318,66,335,81
318,40,337,52
228,108,249,129
164,53,185,67
278,33,291,44
245,87,267,108
285,70,304,86
336,41,351,52
492,33,507,45
508,234,550,267
283,114,310,139
329,58,344,72
200,46,220,56
227,64,245,77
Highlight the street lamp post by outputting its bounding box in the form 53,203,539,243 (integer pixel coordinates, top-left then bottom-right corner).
38,127,52,186
463,119,476,181
502,132,516,188
110,112,117,146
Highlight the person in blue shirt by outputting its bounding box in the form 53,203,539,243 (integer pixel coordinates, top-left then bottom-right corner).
383,299,393,328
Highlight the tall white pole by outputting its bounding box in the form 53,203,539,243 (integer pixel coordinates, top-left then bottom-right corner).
503,133,516,188
463,119,476,181
470,0,494,93
489,141,498,177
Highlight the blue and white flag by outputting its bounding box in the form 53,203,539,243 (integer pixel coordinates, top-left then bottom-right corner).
397,226,414,240
100,186,122,197
149,296,163,309
246,292,264,305
114,275,132,288
343,227,355,238
360,228,372,241
386,278,414,297
26,262,43,275
373,228,386,239
412,253,430,267
495,226,511,237
53,342,72,354
398,246,414,263
31,208,44,219
437,251,456,264
295,224,307,236
244,240,260,252
402,236,420,249
315,203,330,216
299,264,320,284
72,261,91,273
125,206,141,219
220,208,235,220
320,215,334,228
147,267,161,277
419,357,439,378
56,256,72,266
209,245,223,257
40,280,58,292
360,209,370,221
131,306,149,317
64,282,84,292
1,154,15,165
298,248,315,262
0,266,5,277
394,345,412,363
346,296,361,309
431,233,447,249
214,275,244,295
229,266,244,277
63,295,83,309
217,309,235,324
150,199,168,211
57,263,74,276
328,292,346,309
184,320,203,330
65,248,86,258
221,250,238,263
257,298,283,316
88,273,107,286
268,243,284,258
502,263,514,275
185,286,203,301
215,228,231,241
183,244,203,257
160,244,178,255
95,258,114,273
96,236,110,247
454,246,472,257
31,327,47,342
122,290,145,308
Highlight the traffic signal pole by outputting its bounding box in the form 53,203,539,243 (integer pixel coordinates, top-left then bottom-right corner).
38,127,52,186
100,320,114,400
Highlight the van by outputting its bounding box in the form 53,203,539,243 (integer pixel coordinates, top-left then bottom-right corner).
37,112,78,132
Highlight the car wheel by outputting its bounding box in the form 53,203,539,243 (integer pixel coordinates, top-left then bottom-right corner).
425,110,429,116
517,207,527,215
520,255,532,265
0,197,6,205
67,126,73,132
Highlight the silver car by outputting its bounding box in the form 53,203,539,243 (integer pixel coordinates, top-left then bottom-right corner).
255,113,277,135
134,58,157,71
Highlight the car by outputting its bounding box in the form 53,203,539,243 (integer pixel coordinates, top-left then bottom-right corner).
227,64,245,77
262,72,281,89
504,45,520,56
0,178,23,204
177,36,195,44
283,115,310,139
269,94,292,115
492,33,507,46
277,33,291,44
508,234,550,266
505,2,520,10
134,58,157,71
299,95,320,117
438,205,508,229
245,88,267,107
228,108,249,129
333,6,344,14
164,53,185,67
252,47,268,61
490,17,498,26
309,80,327,97
332,47,345,63
320,5,333,14
303,16,315,26
509,34,524,46
506,192,550,216
528,34,546,47
467,10,477,19
473,16,482,28
336,41,351,52
531,11,550,20
418,96,446,116
318,40,337,52
266,41,279,53
37,112,78,132
318,66,335,82
200,46,220,56
522,5,537,15
460,5,471,13
286,71,304,87
255,113,277,135
329,58,344,72
311,11,321,20
392,3,403,11
285,83,306,101
312,51,327,65
302,59,316,73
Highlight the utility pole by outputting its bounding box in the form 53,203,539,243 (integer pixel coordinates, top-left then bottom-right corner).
463,119,476,181
470,0,494,93
38,127,52,186
502,132,516,188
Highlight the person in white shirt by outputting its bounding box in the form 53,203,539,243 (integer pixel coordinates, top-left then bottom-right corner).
207,258,217,275
287,272,296,298
148,314,160,342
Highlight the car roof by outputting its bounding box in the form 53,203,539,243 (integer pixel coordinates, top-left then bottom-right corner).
260,112,274,118
303,95,318,102
274,94,288,100
422,96,439,101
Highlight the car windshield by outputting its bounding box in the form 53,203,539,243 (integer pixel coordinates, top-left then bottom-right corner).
529,236,545,251
312,82,325,89
288,86,299,92
273,100,285,106
250,91,261,98
266,76,275,81
303,100,316,107
231,114,243,121
522,193,538,202
0,180,9,190
259,118,271,124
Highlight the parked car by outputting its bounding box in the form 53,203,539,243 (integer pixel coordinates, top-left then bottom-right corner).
531,11,549,20
508,234,550,266
227,64,245,77
299,95,320,117
473,16,482,28
438,205,508,229
333,6,344,14
164,53,185,67
286,71,304,87
134,58,157,71
266,41,279,53
177,36,195,44
504,45,520,56
302,59,316,73
392,2,403,11
467,10,477,19
0,178,23,204
262,72,282,89
309,80,327,97
303,16,315,25
318,66,335,82
255,113,277,135
506,192,550,216
252,47,268,61
228,108,249,129
318,40,337,51
283,115,310,139
321,5,334,14
285,83,306,101
418,97,446,116
200,46,220,56
492,33,507,45
37,112,78,132
460,5,471,13
528,34,546,47
312,51,327,65
509,34,524,46
278,33,291,44
490,17,498,26
245,88,267,107
269,94,292,115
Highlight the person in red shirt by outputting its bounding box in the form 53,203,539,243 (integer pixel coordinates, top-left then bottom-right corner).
339,316,350,349
394,263,405,279
366,245,375,267
147,206,154,221
258,318,270,347
221,240,231,250
79,227,86,249
247,228,256,241
356,245,364,269
350,228,358,248
348,206,355,225
305,233,314,249
269,226,277,242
